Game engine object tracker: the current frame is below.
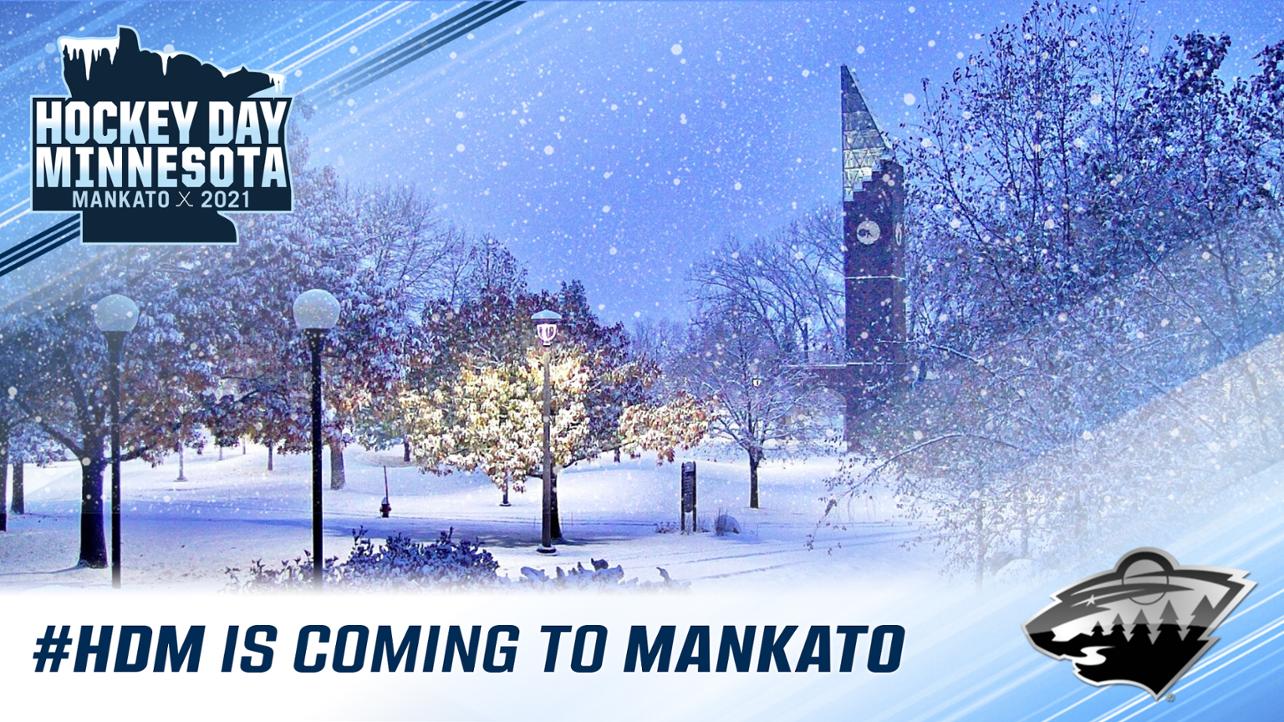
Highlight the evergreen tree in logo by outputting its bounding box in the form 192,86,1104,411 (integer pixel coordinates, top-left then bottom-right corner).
1024,549,1253,697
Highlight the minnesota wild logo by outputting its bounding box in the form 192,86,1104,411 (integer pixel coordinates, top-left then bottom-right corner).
1024,548,1253,698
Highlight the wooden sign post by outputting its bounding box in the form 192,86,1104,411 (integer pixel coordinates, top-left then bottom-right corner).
680,461,697,533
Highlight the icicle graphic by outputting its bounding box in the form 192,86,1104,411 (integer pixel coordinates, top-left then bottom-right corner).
58,35,121,81
158,51,180,76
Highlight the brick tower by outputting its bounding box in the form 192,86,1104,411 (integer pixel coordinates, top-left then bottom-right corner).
824,66,908,446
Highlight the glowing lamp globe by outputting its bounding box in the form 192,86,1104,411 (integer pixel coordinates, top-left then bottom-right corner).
93,294,139,334
293,289,341,331
531,309,562,347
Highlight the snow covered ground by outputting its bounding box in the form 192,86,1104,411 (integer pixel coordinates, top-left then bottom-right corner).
4,442,1284,721
0,442,933,591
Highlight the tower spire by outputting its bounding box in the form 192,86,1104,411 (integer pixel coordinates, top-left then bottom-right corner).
841,65,889,198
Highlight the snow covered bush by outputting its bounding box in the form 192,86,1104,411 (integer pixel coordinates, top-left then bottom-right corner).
518,559,687,589
714,512,741,536
226,528,500,590
225,552,334,589
337,528,500,586
618,391,712,463
227,530,684,590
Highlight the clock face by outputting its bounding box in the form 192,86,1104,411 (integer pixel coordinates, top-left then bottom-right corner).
856,220,881,245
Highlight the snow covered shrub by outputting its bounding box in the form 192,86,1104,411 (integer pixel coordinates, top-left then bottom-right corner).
714,512,741,536
518,558,687,589
225,552,336,589
227,528,500,590
337,528,500,586
228,532,685,590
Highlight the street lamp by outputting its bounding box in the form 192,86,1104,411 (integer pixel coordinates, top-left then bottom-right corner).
532,309,561,555
93,293,138,589
293,289,341,586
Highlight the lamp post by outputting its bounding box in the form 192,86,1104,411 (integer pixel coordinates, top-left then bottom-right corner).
293,289,341,586
93,293,139,589
532,309,562,555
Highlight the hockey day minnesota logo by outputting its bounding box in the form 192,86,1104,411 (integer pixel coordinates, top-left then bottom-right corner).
31,26,291,244
1023,548,1253,698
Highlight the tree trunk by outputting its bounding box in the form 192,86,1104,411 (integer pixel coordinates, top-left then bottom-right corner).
218,445,224,461
329,439,346,490
500,474,510,506
748,453,760,509
403,439,411,463
176,446,187,481
241,439,246,455
267,442,274,471
11,461,24,514
613,447,621,463
1018,486,1030,559
80,456,108,568
0,435,7,532
974,494,986,591
550,470,562,541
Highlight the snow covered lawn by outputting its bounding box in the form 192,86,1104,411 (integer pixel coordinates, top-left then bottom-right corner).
0,443,933,591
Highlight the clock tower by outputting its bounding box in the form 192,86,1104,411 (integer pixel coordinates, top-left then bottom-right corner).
830,66,908,445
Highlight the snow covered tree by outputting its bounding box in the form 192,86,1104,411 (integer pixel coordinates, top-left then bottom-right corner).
360,238,530,464
821,0,1284,583
401,347,590,498
410,268,658,531
692,207,845,362
630,317,689,374
195,386,252,461
675,307,829,509
684,205,844,509
217,170,450,488
618,392,712,463
552,282,661,463
0,397,61,518
400,263,662,537
0,397,13,530
0,391,21,528
1,244,230,565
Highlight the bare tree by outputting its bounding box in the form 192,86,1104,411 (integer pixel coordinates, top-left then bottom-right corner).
691,206,845,362
675,308,828,509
